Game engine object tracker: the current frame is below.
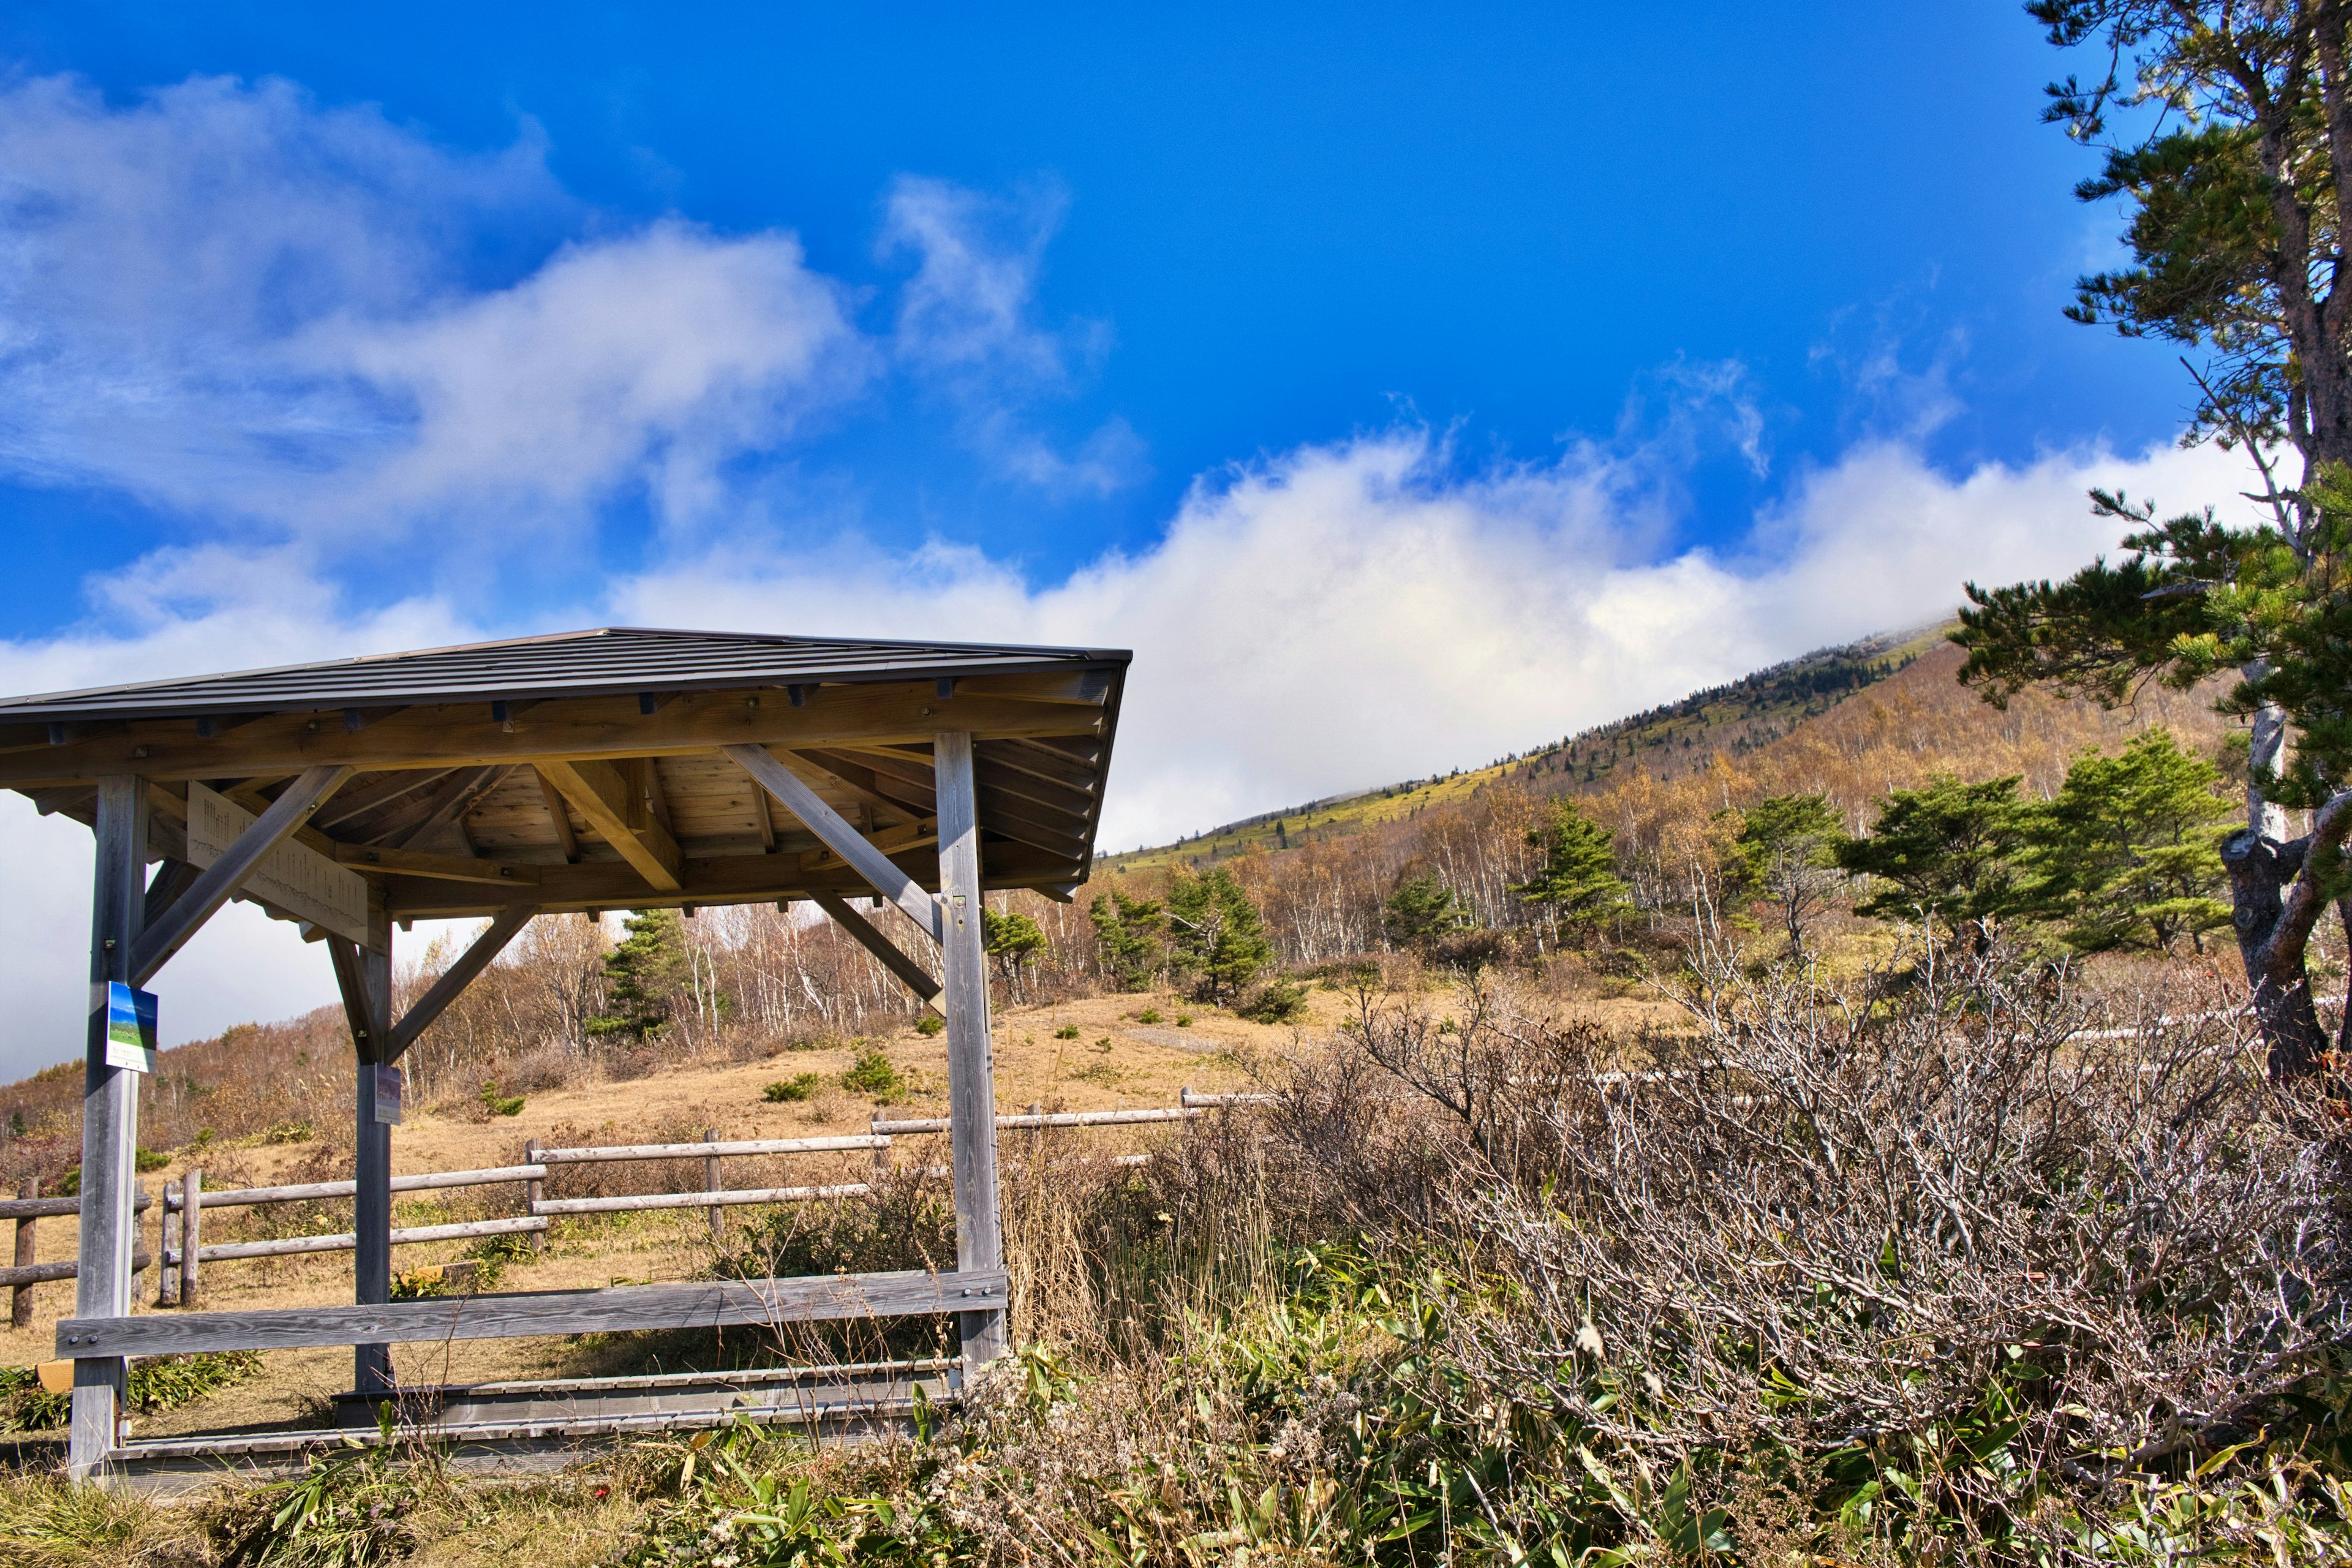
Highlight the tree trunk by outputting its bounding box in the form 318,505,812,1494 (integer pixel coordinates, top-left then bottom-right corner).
2221,827,2331,1080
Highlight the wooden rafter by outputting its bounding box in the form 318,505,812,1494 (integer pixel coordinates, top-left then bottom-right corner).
535,757,683,892
531,765,580,862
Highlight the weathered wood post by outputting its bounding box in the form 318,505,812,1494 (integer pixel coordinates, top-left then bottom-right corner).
523,1139,545,1253
934,731,1006,1371
179,1169,201,1308
69,774,146,1480
703,1128,723,1243
157,1180,178,1306
11,1180,35,1329
333,911,396,1401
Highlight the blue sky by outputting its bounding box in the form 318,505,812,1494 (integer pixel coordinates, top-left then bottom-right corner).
0,4,2272,1062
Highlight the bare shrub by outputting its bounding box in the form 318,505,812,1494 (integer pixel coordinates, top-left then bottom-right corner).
1265,925,2350,1554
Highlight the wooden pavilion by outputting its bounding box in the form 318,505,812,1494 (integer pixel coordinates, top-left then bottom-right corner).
0,627,1129,1479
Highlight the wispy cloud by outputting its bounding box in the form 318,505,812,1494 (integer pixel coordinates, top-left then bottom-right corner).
880,175,1145,496
0,72,867,559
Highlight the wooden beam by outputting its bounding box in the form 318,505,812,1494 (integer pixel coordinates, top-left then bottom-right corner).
725,744,941,941
0,681,1106,786
374,842,1087,919
385,905,538,1060
812,891,944,1014
129,764,356,988
532,765,580,862
788,750,924,824
331,910,396,1396
535,758,683,892
140,859,200,930
934,731,1007,1371
797,816,938,875
390,764,507,850
335,844,541,886
56,1268,1011,1357
69,777,145,1480
314,768,457,832
747,773,776,851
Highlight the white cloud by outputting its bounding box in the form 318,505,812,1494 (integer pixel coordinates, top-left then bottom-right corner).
880,175,1145,496
618,428,2264,850
0,72,864,554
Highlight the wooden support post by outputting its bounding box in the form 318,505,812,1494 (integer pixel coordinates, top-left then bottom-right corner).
332,915,396,1400
703,1128,723,1244
870,1112,889,1175
523,1140,545,1253
11,1181,34,1329
179,1170,201,1308
70,774,146,1480
934,732,1006,1371
157,1181,178,1306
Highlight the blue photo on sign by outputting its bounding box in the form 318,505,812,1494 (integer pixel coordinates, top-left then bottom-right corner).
99,981,158,1074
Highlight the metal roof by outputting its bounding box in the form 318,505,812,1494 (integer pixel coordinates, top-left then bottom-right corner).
0,627,1131,722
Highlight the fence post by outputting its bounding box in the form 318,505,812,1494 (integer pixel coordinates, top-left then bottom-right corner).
10,1180,33,1329
179,1169,201,1309
523,1140,545,1253
703,1128,723,1243
157,1180,178,1306
870,1112,888,1175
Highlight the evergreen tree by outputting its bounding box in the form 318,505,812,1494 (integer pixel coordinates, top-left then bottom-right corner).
1834,776,2031,942
1954,3,2352,1074
589,908,691,1040
1730,793,1844,955
982,905,1048,1001
1088,892,1165,991
1510,802,1630,933
1166,868,1273,1004
1382,872,1467,949
2024,730,2235,954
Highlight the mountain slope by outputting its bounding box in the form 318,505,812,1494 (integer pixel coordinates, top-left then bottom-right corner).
1102,622,1946,873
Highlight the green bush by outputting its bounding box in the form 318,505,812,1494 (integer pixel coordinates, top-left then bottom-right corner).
763,1072,824,1103
1236,977,1309,1023
134,1147,168,1172
914,1012,944,1036
1137,1007,1163,1024
0,1351,263,1433
840,1050,902,1097
478,1080,525,1117
1054,1023,1080,1039
1176,1014,1193,1027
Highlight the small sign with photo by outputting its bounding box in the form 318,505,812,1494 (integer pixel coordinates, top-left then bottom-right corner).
375,1063,403,1125
94,981,158,1074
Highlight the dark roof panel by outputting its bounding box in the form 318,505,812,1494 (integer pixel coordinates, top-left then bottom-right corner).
0,627,1130,721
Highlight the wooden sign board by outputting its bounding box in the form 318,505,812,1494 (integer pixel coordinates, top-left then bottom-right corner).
186,781,372,946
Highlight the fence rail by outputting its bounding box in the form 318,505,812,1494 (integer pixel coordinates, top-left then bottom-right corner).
0,1088,1267,1312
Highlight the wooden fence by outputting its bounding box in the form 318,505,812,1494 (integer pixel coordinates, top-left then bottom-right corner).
139,1090,1273,1308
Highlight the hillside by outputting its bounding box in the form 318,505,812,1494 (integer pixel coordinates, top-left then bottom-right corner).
1102,622,1943,873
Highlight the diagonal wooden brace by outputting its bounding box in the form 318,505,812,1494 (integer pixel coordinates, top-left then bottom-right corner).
386,904,540,1059
724,744,942,942
130,764,356,987
812,891,945,1014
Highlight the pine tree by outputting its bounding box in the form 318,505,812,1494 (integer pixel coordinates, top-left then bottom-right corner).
1511,802,1630,933
589,908,692,1040
982,905,1048,1001
1730,793,1844,955
1834,775,2031,942
1382,872,1467,949
2023,729,2234,954
1089,892,1166,991
1166,868,1273,1004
